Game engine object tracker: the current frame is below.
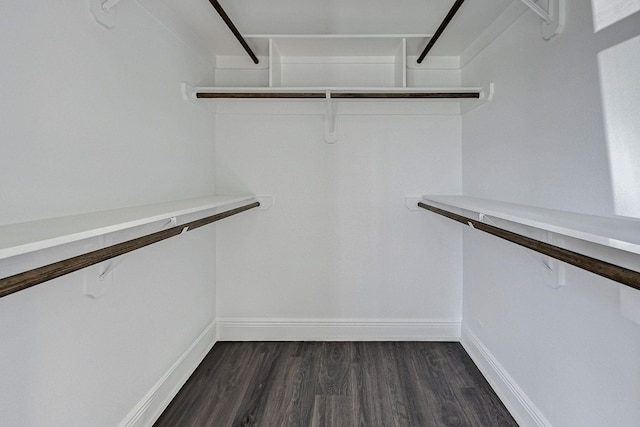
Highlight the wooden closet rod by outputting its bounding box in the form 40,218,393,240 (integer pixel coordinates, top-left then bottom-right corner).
196,92,481,99
208,0,259,64
417,202,640,291
417,0,466,64
0,202,260,299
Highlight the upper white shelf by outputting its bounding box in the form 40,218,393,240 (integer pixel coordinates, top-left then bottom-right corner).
212,33,464,90
195,86,480,93
244,34,431,58
0,194,256,260
422,195,640,255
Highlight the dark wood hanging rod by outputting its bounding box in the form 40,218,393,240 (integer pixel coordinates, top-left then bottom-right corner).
417,0,466,64
0,202,260,299
196,92,481,99
208,0,259,64
418,202,640,291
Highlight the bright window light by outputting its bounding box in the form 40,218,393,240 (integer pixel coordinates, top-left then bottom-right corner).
598,34,640,218
592,0,640,31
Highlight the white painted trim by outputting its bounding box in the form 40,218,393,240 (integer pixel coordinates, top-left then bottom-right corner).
118,320,218,427
217,318,461,341
461,326,553,427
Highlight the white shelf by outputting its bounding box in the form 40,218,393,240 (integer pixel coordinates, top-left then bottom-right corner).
244,34,431,57
213,33,464,89
0,194,256,260
422,195,640,255
196,86,481,94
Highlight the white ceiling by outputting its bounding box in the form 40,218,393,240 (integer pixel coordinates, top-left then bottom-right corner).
162,0,517,58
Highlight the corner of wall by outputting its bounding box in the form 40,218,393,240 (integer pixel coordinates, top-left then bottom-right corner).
118,320,218,427
460,325,553,427
216,318,461,341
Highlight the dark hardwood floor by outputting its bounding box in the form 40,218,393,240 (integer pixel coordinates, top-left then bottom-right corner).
154,342,518,427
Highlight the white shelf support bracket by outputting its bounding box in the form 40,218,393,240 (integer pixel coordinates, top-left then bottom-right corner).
481,82,495,104
256,196,274,210
405,196,422,211
84,235,114,298
324,90,338,144
182,82,216,113
181,82,198,104
478,214,565,288
461,83,494,114
89,0,126,29
83,212,186,298
520,0,564,39
543,232,566,289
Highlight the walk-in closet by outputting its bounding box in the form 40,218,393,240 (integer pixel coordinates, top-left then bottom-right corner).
1,0,639,425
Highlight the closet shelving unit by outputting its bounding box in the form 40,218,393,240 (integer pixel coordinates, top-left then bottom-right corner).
0,194,259,298
187,34,491,142
422,196,640,255
186,0,492,143
190,34,486,101
0,195,256,259
419,196,640,290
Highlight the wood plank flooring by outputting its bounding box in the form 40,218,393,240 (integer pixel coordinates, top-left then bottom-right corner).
154,342,518,427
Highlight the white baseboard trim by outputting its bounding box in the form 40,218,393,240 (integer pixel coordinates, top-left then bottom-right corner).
461,326,552,427
217,318,461,341
118,320,218,427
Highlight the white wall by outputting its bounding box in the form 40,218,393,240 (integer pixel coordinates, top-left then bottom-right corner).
0,1,217,426
5,0,638,425
215,103,463,339
461,1,640,426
